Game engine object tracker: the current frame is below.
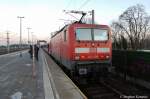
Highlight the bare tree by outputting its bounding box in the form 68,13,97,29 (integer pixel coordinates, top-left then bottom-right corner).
144,34,150,49
111,4,150,50
111,21,128,49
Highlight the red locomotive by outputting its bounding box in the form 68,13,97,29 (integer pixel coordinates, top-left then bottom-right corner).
48,22,112,77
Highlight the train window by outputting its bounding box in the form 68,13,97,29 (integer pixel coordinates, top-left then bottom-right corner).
76,29,92,40
64,30,66,41
93,29,108,41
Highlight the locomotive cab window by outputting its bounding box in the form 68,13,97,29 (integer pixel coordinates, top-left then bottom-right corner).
76,28,108,41
93,29,108,41
76,28,92,40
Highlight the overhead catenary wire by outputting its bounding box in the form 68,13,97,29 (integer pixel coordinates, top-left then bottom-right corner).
64,0,73,10
53,0,74,33
63,10,79,20
78,0,91,10
56,0,92,33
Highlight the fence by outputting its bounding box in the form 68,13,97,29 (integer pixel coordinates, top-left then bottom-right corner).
112,50,150,81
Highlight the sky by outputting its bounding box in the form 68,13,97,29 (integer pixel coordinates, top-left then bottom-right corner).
0,0,150,45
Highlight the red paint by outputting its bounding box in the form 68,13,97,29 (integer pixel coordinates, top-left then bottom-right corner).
48,23,112,67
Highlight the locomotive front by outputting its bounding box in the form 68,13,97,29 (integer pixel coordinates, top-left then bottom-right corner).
70,24,112,76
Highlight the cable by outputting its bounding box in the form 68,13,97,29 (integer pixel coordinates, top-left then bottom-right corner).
78,0,91,10
65,0,73,9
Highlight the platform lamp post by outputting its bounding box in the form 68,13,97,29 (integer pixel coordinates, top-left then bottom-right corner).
6,31,10,54
27,27,31,45
17,16,24,57
31,32,36,78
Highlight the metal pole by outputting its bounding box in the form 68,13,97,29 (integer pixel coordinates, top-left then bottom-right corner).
17,16,24,57
31,32,36,78
6,31,10,53
92,10,94,24
27,27,31,45
32,44,36,78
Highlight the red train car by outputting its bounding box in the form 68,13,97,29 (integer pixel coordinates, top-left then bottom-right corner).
49,23,112,76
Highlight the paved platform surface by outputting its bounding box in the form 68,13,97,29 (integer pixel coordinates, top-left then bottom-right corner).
0,49,87,99
0,50,44,99
43,51,87,99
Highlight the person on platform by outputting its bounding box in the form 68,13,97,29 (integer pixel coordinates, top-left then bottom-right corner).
29,45,33,58
34,45,39,61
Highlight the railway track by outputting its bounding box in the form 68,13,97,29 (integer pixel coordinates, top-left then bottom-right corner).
102,76,150,96
0,48,28,55
76,78,124,99
75,75,150,99
45,49,150,99
79,82,121,99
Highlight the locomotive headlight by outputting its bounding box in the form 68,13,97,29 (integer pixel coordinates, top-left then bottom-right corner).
106,55,110,59
92,43,95,47
81,55,85,59
75,56,80,60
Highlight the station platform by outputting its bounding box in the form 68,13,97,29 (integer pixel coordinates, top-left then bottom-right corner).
41,50,87,99
0,50,44,99
0,49,87,99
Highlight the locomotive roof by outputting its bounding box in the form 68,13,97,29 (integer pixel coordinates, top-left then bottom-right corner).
51,23,109,38
51,25,68,38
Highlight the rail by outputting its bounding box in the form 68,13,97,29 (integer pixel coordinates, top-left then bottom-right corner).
100,81,124,96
